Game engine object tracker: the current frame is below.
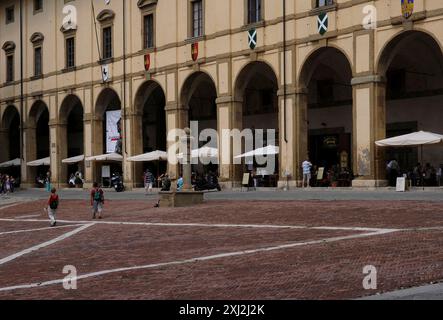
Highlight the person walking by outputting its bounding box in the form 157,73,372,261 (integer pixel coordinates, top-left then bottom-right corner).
45,188,59,227
302,158,313,188
45,171,52,192
144,169,155,194
90,182,104,220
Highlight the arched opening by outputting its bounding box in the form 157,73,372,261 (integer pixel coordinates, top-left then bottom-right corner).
94,88,122,187
379,31,443,186
181,72,218,176
60,95,84,187
300,47,353,187
133,81,167,187
28,100,50,187
0,105,20,179
234,61,279,187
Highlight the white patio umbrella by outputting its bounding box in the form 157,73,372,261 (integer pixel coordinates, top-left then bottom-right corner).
27,157,50,167
85,153,123,162
375,131,443,147
177,146,219,160
235,145,280,159
127,151,168,162
0,158,21,168
376,131,443,189
62,155,85,164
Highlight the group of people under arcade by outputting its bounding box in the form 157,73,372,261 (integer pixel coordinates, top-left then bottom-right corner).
143,169,221,194
386,159,443,187
68,170,84,188
0,173,18,195
301,158,354,188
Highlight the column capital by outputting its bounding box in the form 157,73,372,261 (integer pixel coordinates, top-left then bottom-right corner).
351,75,386,86
215,96,243,105
165,102,187,112
277,85,298,97
48,120,67,127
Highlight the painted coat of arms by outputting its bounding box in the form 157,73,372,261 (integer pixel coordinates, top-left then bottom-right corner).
401,0,414,19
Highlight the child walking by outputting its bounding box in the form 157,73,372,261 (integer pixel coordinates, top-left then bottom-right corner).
90,183,104,220
45,188,59,227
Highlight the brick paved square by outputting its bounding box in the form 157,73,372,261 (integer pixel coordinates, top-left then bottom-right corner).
0,199,442,300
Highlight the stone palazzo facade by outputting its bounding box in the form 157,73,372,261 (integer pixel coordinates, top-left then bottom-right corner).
1,0,443,189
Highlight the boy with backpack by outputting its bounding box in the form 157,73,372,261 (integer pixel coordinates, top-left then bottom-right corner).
90,182,104,220
45,188,59,227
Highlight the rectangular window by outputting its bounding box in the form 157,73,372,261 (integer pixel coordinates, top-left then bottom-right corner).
103,26,113,59
6,6,14,24
34,0,43,12
248,0,262,24
144,14,154,49
66,37,75,69
34,47,42,76
317,0,334,7
6,55,14,82
191,0,203,38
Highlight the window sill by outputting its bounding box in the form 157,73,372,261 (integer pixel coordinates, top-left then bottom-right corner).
62,67,76,73
242,20,265,31
99,58,115,65
309,4,337,16
31,75,43,81
185,35,206,44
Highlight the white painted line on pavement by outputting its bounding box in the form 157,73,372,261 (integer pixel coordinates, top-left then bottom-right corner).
0,218,401,233
0,229,397,293
0,224,86,236
14,215,41,219
0,224,94,267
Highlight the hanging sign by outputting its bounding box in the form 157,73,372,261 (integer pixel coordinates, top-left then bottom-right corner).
144,53,151,71
101,64,110,82
248,28,257,50
401,0,414,19
318,13,328,36
191,42,199,61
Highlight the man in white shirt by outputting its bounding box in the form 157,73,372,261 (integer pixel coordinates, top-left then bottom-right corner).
302,158,313,188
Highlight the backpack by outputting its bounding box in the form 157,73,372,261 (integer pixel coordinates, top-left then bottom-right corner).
94,188,103,202
49,195,58,210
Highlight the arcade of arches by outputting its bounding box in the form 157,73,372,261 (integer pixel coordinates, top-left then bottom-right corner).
2,31,443,189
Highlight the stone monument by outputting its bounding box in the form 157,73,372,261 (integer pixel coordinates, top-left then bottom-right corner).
158,128,204,207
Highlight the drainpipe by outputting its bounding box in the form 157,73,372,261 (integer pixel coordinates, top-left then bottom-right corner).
283,0,288,144
19,0,24,181
123,0,127,156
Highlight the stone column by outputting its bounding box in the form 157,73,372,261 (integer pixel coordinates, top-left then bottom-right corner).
216,96,243,188
165,102,188,184
129,110,144,188
351,75,387,187
49,120,68,188
122,111,134,191
81,114,93,189
181,128,193,191
279,88,308,188
23,123,37,188
86,114,104,187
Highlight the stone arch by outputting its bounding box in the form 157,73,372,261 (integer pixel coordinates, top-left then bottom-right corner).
132,80,167,186
377,30,443,181
377,29,443,77
297,46,354,182
180,71,218,110
298,46,353,89
95,87,121,120
59,94,85,185
0,105,20,164
234,60,279,102
134,80,165,114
